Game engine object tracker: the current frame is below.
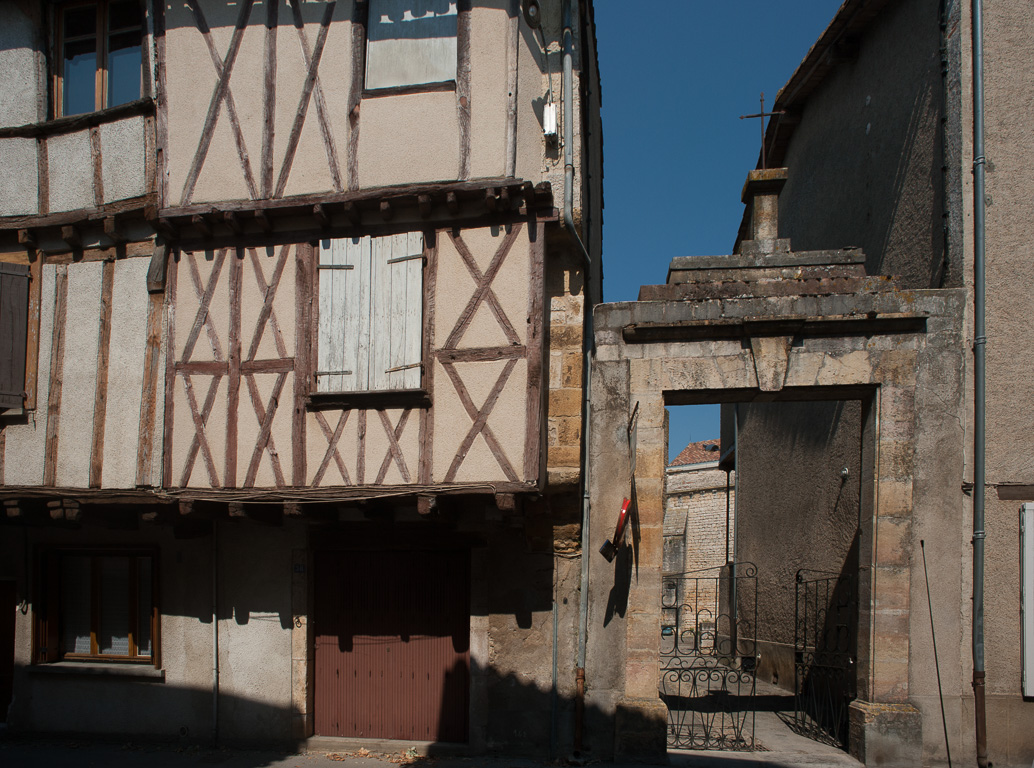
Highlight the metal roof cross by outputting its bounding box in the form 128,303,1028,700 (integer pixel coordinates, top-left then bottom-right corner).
739,92,785,170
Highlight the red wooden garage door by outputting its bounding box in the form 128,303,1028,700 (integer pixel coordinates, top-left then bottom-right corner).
314,549,470,741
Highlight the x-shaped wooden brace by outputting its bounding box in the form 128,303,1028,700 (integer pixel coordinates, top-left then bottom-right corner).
180,373,222,487
442,359,519,482
245,245,290,362
313,410,351,486
275,0,342,197
444,226,523,349
181,0,256,204
374,409,412,484
181,249,227,363
243,372,288,487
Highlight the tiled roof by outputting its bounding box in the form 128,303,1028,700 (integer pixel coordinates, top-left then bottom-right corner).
669,439,721,467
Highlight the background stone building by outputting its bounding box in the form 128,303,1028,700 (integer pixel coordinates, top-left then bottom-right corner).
584,0,1034,765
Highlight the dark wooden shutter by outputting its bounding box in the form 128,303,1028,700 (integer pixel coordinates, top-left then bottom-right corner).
0,263,29,410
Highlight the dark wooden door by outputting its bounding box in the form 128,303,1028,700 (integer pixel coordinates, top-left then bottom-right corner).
0,581,14,721
314,550,470,741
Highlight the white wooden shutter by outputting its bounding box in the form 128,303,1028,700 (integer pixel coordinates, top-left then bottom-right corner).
318,234,422,393
365,0,459,90
317,237,363,392
369,232,423,391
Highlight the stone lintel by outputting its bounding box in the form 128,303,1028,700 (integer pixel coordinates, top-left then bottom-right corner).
614,696,668,763
848,700,923,767
622,312,928,344
667,246,865,282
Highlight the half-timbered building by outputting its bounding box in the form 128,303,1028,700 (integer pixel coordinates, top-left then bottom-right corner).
0,0,602,751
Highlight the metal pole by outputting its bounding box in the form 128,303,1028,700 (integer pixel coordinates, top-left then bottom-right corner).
921,541,953,768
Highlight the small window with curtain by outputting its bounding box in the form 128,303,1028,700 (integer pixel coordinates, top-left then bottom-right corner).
316,233,424,394
35,550,158,665
56,0,144,117
365,0,458,92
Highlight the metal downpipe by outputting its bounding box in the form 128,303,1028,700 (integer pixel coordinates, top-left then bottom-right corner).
971,0,988,765
212,520,220,746
561,0,595,755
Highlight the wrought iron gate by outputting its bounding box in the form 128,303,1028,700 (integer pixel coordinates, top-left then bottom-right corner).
791,568,857,747
660,563,758,750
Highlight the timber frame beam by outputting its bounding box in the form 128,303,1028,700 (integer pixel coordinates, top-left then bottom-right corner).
157,179,555,244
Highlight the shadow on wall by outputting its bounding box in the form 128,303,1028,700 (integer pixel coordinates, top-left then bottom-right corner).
5,661,618,762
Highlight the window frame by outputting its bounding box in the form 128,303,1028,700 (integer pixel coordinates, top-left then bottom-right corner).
52,0,146,118
34,547,160,667
309,232,429,407
360,0,465,98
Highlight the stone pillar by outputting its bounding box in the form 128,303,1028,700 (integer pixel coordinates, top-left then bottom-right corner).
848,360,923,767
613,378,668,762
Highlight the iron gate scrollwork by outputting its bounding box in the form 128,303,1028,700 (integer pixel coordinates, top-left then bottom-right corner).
791,568,857,747
660,563,758,751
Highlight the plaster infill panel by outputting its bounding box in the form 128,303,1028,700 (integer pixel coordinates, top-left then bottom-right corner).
361,407,421,485
174,251,231,364
170,373,227,488
0,4,40,128
357,91,459,189
100,116,146,203
235,370,295,488
305,407,361,487
271,2,355,200
101,257,151,488
163,4,264,206
47,131,95,213
54,262,104,488
432,357,527,483
3,264,55,486
0,137,38,216
238,245,297,362
433,233,473,347
467,4,509,179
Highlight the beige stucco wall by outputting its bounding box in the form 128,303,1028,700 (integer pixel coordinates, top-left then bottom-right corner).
0,137,38,217
1,520,301,743
1,255,160,490
971,3,1034,765
0,114,150,218
0,3,43,128
162,1,587,218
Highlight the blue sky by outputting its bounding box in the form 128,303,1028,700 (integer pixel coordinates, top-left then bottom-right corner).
592,1,843,458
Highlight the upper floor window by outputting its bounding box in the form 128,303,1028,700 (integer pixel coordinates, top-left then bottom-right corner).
316,233,424,394
57,0,143,116
365,0,458,92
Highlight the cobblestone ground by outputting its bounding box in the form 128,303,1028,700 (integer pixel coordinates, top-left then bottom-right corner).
0,733,862,768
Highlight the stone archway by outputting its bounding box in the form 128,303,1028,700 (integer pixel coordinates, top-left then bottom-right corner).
583,169,965,768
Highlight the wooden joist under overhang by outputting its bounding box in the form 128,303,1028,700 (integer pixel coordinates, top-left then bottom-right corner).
154,178,556,247
0,482,546,530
